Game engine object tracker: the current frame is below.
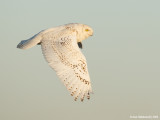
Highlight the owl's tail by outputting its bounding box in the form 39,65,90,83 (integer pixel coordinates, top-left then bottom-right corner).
17,33,42,50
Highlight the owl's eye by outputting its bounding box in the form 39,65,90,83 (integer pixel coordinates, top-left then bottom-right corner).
85,29,89,32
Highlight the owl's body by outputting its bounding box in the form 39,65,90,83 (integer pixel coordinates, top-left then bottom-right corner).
17,23,93,101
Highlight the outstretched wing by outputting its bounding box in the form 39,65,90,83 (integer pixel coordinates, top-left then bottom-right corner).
41,31,92,101
17,31,44,49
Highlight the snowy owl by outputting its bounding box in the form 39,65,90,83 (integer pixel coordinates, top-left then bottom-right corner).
17,23,93,101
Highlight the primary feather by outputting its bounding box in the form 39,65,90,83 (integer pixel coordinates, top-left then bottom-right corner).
17,23,93,101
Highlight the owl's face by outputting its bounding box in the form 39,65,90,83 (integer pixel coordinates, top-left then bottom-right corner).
76,24,93,42
83,25,93,37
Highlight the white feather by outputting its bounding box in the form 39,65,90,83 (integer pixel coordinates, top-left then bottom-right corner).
41,30,92,101
17,23,93,101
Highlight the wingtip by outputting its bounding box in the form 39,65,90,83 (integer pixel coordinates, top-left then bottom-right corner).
17,43,21,49
17,41,25,49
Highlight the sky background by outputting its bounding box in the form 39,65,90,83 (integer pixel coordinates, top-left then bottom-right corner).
0,0,160,120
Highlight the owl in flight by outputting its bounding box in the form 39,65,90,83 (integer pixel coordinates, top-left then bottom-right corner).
17,23,93,101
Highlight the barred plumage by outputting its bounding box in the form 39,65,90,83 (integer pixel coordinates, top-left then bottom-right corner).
17,23,93,101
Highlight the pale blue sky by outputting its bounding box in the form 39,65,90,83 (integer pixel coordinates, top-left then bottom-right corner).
0,0,160,120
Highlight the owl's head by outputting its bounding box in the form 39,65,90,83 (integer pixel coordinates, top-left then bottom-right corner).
73,23,93,42
82,24,93,37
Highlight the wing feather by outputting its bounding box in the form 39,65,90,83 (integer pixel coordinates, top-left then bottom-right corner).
41,30,92,101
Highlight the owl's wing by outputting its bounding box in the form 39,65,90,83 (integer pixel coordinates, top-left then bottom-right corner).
41,32,92,101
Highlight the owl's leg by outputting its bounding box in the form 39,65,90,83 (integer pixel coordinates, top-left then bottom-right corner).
37,42,41,45
78,42,82,49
